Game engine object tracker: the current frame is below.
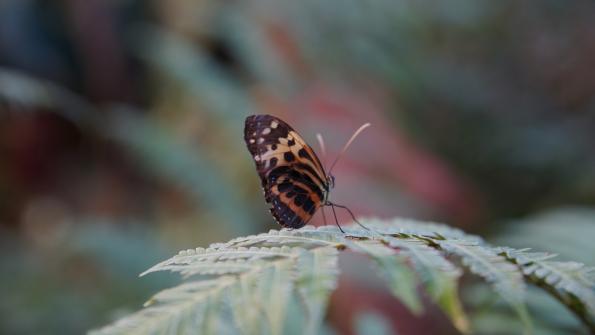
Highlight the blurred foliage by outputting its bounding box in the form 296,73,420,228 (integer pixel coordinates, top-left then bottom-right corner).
1,0,594,334
494,207,595,265
355,312,395,335
0,220,176,335
466,285,586,335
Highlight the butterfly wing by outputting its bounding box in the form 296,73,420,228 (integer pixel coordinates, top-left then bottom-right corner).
244,114,329,228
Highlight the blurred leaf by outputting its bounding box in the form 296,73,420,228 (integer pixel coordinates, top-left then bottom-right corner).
130,25,256,123
0,222,173,335
107,109,255,235
495,207,595,264
467,285,588,335
0,67,96,125
355,311,395,335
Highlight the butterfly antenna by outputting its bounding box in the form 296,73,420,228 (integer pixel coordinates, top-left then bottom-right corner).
328,123,371,175
316,133,327,169
330,204,345,233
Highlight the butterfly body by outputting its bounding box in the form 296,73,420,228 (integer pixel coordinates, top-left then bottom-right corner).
244,114,332,228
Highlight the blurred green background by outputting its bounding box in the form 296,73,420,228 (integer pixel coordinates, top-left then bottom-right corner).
1,0,594,334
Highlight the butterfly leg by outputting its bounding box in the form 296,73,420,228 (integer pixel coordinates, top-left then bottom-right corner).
329,204,345,233
321,206,328,227
328,203,370,231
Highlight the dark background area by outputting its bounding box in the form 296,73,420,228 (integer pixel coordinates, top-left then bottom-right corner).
1,1,594,334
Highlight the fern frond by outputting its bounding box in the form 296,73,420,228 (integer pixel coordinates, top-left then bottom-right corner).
90,277,237,335
349,240,423,314
432,238,532,333
229,259,296,335
92,252,324,335
223,226,346,249
295,247,340,335
140,246,297,277
93,236,340,335
362,217,478,241
497,247,595,321
385,237,469,333
92,219,595,334
433,238,525,305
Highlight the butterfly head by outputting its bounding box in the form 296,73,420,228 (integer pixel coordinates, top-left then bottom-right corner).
327,174,336,189
321,174,334,205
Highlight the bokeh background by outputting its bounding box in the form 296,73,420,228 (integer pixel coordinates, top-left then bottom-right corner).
1,0,594,334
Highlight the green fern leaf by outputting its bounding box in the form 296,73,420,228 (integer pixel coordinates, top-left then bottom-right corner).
349,240,423,314
433,238,525,305
295,247,340,335
90,277,236,335
140,246,296,278
229,259,296,335
223,226,346,249
433,238,532,333
91,219,595,334
385,237,469,333
497,247,595,319
363,217,478,241
92,236,340,335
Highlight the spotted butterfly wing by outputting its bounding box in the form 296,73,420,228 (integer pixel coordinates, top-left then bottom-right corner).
244,114,329,228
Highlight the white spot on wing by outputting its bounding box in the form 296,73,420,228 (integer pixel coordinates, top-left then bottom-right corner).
249,139,255,144
271,121,279,129
258,138,265,144
262,128,271,135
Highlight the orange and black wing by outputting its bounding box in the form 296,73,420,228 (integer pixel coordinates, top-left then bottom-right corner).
244,114,329,228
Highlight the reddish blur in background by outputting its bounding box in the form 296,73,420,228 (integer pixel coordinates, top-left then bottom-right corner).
1,1,594,334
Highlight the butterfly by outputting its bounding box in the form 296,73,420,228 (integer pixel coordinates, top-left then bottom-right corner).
244,114,370,232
